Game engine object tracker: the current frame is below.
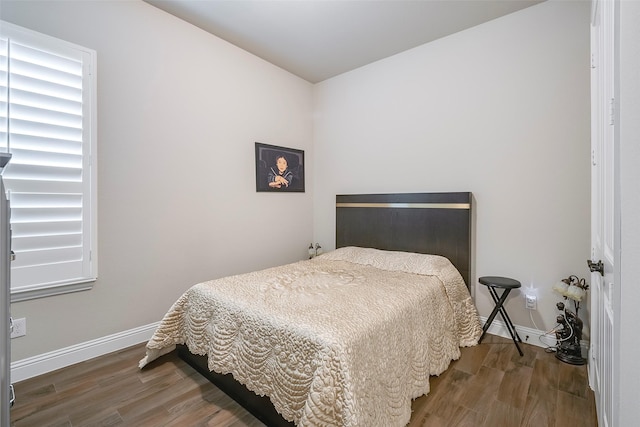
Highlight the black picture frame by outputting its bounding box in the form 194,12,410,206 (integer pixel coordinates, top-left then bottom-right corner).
255,142,305,192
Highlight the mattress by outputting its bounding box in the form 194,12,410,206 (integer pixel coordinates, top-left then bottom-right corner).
140,246,482,426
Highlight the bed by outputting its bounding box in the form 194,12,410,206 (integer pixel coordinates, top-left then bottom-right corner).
140,192,481,427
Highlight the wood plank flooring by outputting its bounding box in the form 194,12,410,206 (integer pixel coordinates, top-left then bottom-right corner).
9,334,597,426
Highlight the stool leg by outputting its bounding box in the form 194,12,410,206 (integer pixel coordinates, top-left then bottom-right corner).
479,287,524,356
487,287,524,357
478,287,511,343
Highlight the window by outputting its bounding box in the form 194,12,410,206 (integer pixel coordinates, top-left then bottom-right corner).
0,21,97,301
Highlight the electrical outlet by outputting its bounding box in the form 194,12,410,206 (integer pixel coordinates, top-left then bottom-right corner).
10,317,26,338
525,294,537,310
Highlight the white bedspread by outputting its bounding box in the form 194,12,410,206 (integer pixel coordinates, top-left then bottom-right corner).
140,247,482,426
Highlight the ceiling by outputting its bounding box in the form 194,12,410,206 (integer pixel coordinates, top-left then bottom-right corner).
145,0,544,83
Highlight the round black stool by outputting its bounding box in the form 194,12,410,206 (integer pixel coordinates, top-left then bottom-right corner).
478,276,524,356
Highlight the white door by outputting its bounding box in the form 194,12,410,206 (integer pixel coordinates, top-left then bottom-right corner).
589,1,616,426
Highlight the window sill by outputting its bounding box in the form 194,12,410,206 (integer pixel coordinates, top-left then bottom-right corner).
11,279,96,303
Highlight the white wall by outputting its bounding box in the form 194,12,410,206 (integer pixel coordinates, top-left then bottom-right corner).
2,0,314,360
617,1,640,424
313,0,591,333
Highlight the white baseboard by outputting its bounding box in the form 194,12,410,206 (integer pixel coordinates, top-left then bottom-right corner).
479,316,556,349
10,322,159,383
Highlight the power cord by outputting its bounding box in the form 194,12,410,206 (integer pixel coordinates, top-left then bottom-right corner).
529,309,573,353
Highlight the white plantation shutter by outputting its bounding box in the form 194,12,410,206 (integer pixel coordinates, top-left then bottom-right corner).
0,22,97,301
0,36,7,150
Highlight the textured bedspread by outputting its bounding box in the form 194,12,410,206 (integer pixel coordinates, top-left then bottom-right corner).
140,247,482,426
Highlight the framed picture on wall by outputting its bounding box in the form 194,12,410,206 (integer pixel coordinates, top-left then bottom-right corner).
255,142,305,192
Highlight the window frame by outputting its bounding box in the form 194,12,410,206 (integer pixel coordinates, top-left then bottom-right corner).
1,20,97,302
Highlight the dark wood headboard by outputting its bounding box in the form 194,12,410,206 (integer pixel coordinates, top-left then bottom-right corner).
336,192,472,287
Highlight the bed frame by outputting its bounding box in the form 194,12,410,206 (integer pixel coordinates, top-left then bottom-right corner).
177,192,473,426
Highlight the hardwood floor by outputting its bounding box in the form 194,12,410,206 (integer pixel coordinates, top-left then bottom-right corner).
9,334,597,427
